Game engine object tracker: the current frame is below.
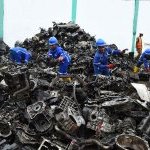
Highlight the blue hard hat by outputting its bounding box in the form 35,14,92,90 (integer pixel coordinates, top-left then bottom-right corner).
48,36,58,45
96,39,107,47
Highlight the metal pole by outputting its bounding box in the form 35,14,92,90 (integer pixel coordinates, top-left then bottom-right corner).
0,0,4,41
72,0,77,23
131,0,139,53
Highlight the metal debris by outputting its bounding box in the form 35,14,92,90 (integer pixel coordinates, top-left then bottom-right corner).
0,22,149,149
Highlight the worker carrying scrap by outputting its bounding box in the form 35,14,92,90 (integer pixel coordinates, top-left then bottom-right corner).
134,48,150,73
93,39,126,76
136,33,143,60
9,41,32,64
48,36,71,75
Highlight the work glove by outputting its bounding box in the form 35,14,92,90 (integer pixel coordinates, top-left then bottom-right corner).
57,56,64,62
144,68,150,72
107,64,115,69
133,66,139,73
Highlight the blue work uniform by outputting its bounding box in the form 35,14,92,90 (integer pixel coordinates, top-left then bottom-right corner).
137,48,150,69
93,50,109,76
48,46,71,75
9,47,31,64
93,47,121,76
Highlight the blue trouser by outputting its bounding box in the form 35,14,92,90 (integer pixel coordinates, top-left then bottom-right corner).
58,61,70,75
94,65,110,76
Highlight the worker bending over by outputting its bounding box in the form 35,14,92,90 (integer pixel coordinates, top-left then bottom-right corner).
134,48,150,73
9,41,31,64
48,36,71,75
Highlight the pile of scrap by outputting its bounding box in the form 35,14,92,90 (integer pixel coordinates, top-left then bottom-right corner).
0,22,149,150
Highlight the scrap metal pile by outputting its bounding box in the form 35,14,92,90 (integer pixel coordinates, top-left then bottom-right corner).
0,22,150,150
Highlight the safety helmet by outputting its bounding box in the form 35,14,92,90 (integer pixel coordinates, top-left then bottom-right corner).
96,39,107,47
48,36,58,45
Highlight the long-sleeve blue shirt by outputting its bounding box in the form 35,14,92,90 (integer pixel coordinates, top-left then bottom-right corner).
106,47,121,55
93,50,109,70
93,47,122,75
93,47,121,69
9,47,31,64
137,48,150,69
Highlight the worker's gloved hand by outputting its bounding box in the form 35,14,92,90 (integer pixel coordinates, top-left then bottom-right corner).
144,68,150,72
57,56,64,62
107,64,115,69
133,66,139,73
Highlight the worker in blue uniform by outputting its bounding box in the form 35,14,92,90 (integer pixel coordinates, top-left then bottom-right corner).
48,36,71,75
93,39,126,76
134,48,150,73
9,41,31,64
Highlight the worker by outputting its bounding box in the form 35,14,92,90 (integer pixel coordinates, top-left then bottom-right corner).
9,41,31,64
93,39,126,76
136,33,143,60
48,36,71,75
134,48,150,73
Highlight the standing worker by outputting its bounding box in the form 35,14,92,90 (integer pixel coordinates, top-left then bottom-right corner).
48,36,71,75
9,41,31,64
136,33,143,60
134,48,150,73
93,39,126,76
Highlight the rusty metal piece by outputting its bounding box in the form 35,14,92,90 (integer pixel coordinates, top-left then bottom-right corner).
0,121,11,138
27,101,54,132
115,134,149,150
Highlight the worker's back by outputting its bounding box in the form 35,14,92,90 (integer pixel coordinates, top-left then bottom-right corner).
9,47,31,64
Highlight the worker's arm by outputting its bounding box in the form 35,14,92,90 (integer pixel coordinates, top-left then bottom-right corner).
56,48,65,62
106,47,125,56
24,52,31,63
143,58,149,69
93,54,108,69
137,53,145,67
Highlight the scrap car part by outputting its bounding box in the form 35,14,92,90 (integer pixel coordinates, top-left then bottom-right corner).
38,137,68,150
13,74,29,97
2,66,30,99
138,114,150,135
56,95,84,133
131,83,150,102
27,101,54,132
55,111,79,133
59,96,80,115
101,97,134,111
58,96,85,127
86,108,115,134
16,123,39,145
79,139,110,150
115,134,149,150
27,101,46,119
138,72,150,81
0,121,11,138
17,129,39,145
